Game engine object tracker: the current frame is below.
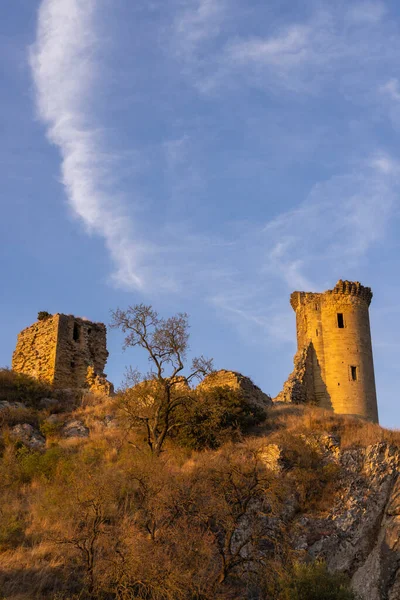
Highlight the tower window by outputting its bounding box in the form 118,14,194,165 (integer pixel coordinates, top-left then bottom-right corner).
337,313,344,328
350,366,357,381
73,323,80,342
316,329,319,336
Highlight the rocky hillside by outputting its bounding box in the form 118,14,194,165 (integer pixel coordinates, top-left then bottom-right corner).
0,368,399,599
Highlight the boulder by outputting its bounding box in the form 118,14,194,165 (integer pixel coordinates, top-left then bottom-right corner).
61,419,89,438
39,397,59,409
10,423,45,449
0,401,26,411
197,370,272,409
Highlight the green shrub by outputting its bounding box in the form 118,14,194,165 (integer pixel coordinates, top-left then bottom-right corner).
0,514,25,550
37,311,52,321
16,445,65,483
0,406,39,428
175,386,267,450
278,562,357,600
0,368,52,407
39,419,63,439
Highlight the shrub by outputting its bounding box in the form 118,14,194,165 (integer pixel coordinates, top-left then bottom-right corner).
0,368,52,407
0,513,25,550
175,386,267,450
15,445,65,483
0,406,39,429
38,311,52,321
278,561,357,600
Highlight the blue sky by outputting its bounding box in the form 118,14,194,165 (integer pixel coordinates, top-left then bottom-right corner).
1,0,400,427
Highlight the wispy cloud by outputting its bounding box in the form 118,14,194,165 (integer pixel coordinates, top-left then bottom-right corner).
29,0,400,348
174,0,224,52
208,155,399,339
30,0,145,289
380,78,400,102
263,158,398,282
172,2,399,96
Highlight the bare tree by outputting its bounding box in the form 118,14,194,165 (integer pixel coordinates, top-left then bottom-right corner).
110,304,213,455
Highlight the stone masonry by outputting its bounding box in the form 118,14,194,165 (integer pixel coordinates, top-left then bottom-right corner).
276,280,379,423
12,314,113,395
198,369,272,410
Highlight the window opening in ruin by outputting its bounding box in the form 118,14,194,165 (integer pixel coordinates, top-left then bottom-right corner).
337,313,344,328
71,361,75,369
73,323,80,342
315,304,318,310
88,328,92,335
351,366,357,381
316,329,319,336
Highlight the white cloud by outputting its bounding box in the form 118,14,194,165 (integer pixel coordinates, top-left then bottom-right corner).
346,2,386,24
174,0,224,51
264,159,397,280
369,152,400,174
172,2,398,97
29,0,400,349
227,25,312,69
30,0,145,289
380,78,400,102
207,154,399,340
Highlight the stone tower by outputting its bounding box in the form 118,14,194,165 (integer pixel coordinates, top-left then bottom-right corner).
278,280,378,423
12,313,113,394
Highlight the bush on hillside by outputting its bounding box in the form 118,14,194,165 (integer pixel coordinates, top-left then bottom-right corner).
175,385,267,450
278,561,357,600
0,368,51,407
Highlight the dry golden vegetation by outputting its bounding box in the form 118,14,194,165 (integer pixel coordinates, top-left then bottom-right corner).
0,386,383,599
2,306,390,599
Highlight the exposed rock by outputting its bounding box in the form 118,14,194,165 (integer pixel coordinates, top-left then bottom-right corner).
38,397,59,409
10,424,45,449
44,414,62,426
260,443,282,471
85,365,114,396
286,441,400,600
274,343,314,404
61,419,89,438
198,370,272,409
104,414,118,428
0,401,26,411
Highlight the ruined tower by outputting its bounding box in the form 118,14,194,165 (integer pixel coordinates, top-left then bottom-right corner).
12,313,113,394
279,280,378,423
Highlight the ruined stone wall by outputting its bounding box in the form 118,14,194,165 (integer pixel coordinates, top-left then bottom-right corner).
12,314,113,394
12,315,60,385
281,280,379,423
198,370,272,409
53,315,110,390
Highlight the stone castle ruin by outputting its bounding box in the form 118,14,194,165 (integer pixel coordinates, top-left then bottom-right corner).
11,279,379,421
12,313,113,395
276,280,379,423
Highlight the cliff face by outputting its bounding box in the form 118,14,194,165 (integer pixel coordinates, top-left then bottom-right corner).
275,436,400,599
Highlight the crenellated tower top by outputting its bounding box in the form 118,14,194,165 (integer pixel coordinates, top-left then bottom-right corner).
290,279,373,311
328,280,373,305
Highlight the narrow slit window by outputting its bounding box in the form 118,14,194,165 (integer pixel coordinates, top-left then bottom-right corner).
316,329,319,336
337,313,344,328
351,366,357,381
73,323,80,342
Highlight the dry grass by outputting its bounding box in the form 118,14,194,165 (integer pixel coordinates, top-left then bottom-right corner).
266,404,400,449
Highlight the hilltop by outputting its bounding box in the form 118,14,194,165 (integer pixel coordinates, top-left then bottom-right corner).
0,368,399,600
